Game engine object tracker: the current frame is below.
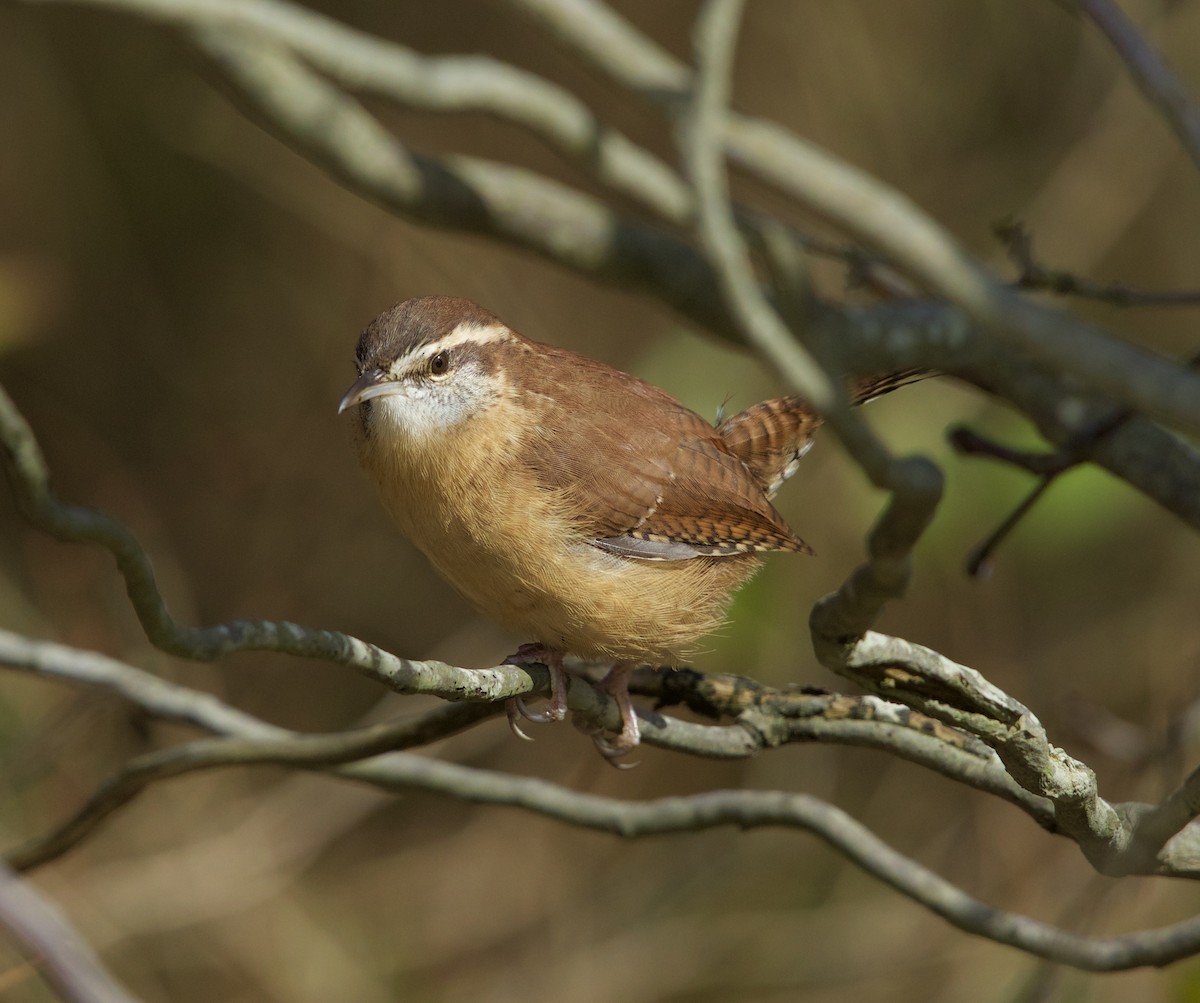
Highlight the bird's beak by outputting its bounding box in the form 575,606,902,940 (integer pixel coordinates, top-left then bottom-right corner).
337,368,405,414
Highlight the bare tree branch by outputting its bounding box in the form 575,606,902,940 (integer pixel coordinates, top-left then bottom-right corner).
308,758,1200,971
999,219,1200,306
17,0,695,224
680,0,832,412
3,632,1198,972
0,626,1052,865
0,860,141,1003
504,0,1200,438
1071,0,1200,173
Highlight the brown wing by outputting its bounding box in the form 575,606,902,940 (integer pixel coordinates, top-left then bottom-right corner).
520,343,811,561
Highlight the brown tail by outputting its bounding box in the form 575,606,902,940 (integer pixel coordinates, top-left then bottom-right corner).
717,369,931,498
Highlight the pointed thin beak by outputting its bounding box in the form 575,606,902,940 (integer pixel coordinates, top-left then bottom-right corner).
337,368,405,414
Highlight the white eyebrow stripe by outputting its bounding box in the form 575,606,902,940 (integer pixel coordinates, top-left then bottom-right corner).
393,322,514,371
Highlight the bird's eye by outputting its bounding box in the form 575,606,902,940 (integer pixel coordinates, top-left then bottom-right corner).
429,351,451,377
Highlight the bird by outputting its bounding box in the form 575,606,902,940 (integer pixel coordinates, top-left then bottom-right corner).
338,295,919,758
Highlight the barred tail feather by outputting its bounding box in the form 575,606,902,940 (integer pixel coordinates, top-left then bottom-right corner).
718,370,932,497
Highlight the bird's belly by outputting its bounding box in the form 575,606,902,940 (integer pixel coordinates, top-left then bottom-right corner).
404,497,759,664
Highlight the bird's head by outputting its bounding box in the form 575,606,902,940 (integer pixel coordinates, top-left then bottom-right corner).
338,296,520,443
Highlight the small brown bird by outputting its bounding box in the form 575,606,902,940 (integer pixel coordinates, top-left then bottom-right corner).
339,296,914,758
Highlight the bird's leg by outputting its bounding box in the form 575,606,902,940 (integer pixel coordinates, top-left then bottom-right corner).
590,661,640,761
504,644,569,740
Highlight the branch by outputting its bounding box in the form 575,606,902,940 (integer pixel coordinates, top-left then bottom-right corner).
0,860,140,1003
19,0,695,225
999,220,1200,306
506,0,1200,439
949,403,1135,576
1,626,1055,869
1129,763,1200,869
811,630,1200,878
806,454,943,644
948,342,1200,547
639,668,1054,825
1,634,1196,972
212,756,1200,970
679,0,832,412
801,301,1200,533
1071,0,1200,174
193,28,743,333
3,678,499,872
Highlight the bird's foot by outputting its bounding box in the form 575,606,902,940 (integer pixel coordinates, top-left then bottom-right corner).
586,662,640,767
504,645,568,740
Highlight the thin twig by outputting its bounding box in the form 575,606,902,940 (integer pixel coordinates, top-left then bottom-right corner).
1072,0,1200,174
5,700,499,872
964,477,1058,578
0,860,141,1003
680,0,833,411
950,348,1200,572
999,220,1200,307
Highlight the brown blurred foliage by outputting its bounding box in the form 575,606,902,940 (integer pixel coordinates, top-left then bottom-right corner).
1,1,1200,1001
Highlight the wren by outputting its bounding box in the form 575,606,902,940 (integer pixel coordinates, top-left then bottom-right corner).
338,296,912,758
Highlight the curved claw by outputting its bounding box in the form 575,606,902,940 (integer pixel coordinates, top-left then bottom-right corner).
505,699,536,741
588,661,641,765
515,693,565,724
503,647,569,734
590,710,640,764
592,733,640,770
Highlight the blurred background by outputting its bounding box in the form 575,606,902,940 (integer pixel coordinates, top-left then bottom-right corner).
2,1,1200,1000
